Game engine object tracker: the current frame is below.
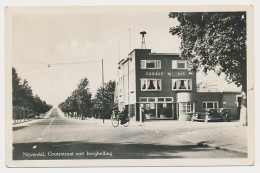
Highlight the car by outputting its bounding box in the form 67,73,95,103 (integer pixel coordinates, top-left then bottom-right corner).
191,108,228,123
218,108,231,122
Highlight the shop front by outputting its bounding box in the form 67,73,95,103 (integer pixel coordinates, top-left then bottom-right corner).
138,97,177,120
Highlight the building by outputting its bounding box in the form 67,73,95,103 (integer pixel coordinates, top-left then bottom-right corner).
114,49,241,121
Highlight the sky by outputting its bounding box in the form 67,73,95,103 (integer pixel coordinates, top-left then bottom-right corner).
10,6,241,107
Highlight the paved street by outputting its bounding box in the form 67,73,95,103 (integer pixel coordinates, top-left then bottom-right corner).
13,108,247,160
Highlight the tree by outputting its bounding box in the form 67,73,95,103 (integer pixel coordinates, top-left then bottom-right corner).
93,80,116,119
75,78,92,118
169,12,247,125
58,77,92,119
12,68,23,106
12,67,52,115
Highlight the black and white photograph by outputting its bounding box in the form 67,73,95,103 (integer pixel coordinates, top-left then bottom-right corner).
5,5,254,167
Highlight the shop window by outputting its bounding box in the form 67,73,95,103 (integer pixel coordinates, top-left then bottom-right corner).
148,98,156,102
165,98,173,102
202,101,218,109
172,60,190,69
172,79,192,90
180,102,194,113
140,98,148,102
146,104,150,110
141,79,162,91
141,60,161,69
158,98,164,102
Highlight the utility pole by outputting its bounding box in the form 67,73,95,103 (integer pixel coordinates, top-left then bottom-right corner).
128,56,130,119
102,59,105,123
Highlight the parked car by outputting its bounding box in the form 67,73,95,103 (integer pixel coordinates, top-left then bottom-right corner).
218,108,231,122
191,108,230,123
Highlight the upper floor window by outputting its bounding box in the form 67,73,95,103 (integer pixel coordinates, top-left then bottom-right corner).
202,101,218,109
172,60,190,69
172,79,192,90
141,79,161,91
141,60,161,69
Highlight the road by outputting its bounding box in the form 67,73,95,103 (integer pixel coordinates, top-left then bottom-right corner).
13,108,247,160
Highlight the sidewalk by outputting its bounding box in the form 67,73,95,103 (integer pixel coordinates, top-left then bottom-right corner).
13,108,54,127
178,126,248,154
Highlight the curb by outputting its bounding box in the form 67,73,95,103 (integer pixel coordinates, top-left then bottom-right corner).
196,141,248,156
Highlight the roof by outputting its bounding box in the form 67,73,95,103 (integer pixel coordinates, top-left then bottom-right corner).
128,49,151,55
197,91,241,94
149,53,180,56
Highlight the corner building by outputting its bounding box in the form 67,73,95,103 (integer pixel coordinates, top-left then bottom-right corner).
115,49,241,121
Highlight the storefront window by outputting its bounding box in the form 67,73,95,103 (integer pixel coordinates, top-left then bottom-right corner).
140,98,148,102
148,98,156,102
172,79,192,90
158,98,164,102
165,98,173,102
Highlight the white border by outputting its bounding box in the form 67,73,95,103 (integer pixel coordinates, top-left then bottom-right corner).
0,1,259,173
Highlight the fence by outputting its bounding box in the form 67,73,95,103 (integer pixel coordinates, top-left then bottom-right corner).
12,106,34,124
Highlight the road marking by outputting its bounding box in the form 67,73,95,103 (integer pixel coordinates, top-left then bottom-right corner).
49,116,55,127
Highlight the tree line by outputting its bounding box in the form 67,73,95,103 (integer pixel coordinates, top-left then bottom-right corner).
58,78,116,119
12,67,53,116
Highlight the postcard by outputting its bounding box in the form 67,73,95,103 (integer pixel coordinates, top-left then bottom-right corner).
5,5,254,167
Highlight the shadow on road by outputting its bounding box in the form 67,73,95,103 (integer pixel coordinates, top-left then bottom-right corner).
13,126,27,131
13,140,247,160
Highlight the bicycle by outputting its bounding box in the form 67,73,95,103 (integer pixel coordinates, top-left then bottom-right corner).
112,114,130,127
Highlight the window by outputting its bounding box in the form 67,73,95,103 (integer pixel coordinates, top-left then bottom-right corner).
141,60,161,69
180,102,194,113
165,98,173,102
140,98,148,102
139,97,173,103
148,98,156,102
158,97,173,102
202,101,218,109
172,60,190,69
172,79,192,90
141,79,162,91
158,98,164,102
